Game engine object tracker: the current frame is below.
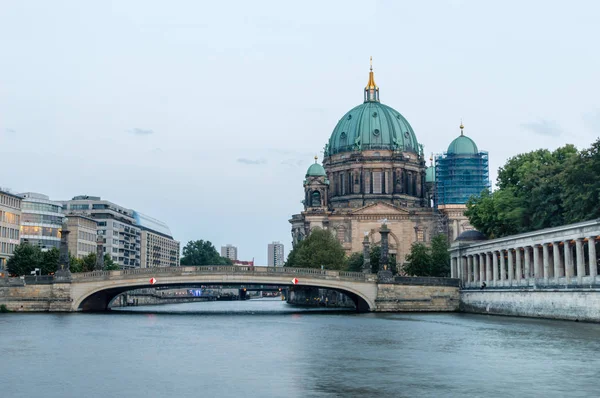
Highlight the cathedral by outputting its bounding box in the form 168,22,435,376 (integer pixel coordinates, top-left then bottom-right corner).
290,61,489,264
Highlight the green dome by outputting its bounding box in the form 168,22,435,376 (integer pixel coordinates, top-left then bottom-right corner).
306,162,326,177
447,135,478,155
327,102,419,156
425,166,436,183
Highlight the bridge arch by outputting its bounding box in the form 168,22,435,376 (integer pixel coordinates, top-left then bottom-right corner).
70,267,378,312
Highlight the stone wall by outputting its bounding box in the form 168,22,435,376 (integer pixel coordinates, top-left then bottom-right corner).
0,283,72,312
375,278,460,312
286,287,356,309
461,289,600,322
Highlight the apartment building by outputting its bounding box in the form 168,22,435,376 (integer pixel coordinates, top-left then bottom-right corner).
221,244,238,261
66,215,98,259
268,242,284,267
134,211,180,268
0,190,22,272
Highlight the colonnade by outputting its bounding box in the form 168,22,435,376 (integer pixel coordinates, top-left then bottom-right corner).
451,235,599,287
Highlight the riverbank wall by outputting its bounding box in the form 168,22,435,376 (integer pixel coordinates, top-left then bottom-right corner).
460,288,600,322
376,277,460,312
286,287,356,308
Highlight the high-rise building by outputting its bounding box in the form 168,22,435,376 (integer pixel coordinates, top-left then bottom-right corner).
19,192,64,250
268,242,284,267
221,244,237,261
0,189,22,272
133,211,180,268
61,196,141,269
66,215,98,259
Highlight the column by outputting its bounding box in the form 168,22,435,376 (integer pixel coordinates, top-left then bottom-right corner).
473,255,480,283
564,240,573,282
461,256,467,283
553,242,563,279
576,238,585,282
515,248,522,282
533,245,540,279
451,257,457,278
589,236,598,278
507,249,514,285
492,252,498,285
499,250,506,284
479,254,485,283
542,243,550,283
524,246,531,283
467,256,473,284
486,253,492,283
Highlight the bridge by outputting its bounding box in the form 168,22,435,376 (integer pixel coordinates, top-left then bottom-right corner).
0,266,460,312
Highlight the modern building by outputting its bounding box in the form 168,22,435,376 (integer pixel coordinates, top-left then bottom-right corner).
431,124,490,239
221,244,238,261
61,196,141,269
19,192,64,250
0,189,22,272
66,215,98,259
268,242,284,266
133,211,180,268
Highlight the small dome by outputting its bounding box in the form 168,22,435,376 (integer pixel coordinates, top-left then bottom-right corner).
456,230,487,241
447,135,478,155
306,163,326,177
425,166,436,183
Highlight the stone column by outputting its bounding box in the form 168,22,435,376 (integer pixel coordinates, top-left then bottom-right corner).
542,243,550,283
362,234,371,274
55,221,71,279
377,224,393,282
564,240,573,282
451,257,457,278
507,249,514,285
499,250,506,284
474,255,480,283
515,248,522,282
589,236,597,278
492,252,498,285
524,246,531,283
576,238,585,282
533,245,540,279
479,254,485,283
467,256,473,284
95,235,105,271
486,253,492,283
461,256,467,283
553,242,563,280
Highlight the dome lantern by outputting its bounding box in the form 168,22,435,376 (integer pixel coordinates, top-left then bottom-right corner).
364,56,380,103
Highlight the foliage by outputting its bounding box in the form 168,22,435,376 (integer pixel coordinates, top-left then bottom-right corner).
403,234,450,277
369,246,397,274
0,304,10,313
69,254,83,273
69,253,120,272
346,252,364,272
465,143,586,238
6,243,60,276
104,255,120,271
180,240,231,266
285,229,347,270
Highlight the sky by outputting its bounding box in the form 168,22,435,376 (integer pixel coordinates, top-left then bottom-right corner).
1,0,600,264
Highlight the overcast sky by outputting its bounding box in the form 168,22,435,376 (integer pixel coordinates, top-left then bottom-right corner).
1,0,599,264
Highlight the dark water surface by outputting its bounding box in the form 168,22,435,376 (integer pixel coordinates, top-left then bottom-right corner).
1,299,599,397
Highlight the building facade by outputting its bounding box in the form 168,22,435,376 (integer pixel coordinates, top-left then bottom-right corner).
290,63,443,264
19,192,64,250
268,242,284,266
61,196,141,269
134,211,180,268
221,245,238,261
0,190,22,272
66,215,98,259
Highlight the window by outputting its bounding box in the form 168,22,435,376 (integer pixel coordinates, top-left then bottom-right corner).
372,172,382,194
70,204,90,210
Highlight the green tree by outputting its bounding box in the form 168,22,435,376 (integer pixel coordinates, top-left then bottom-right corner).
180,240,231,265
285,229,347,270
430,234,451,277
368,246,397,274
403,242,433,276
346,252,364,272
561,139,600,223
69,254,83,273
104,254,120,271
7,243,42,276
41,247,60,275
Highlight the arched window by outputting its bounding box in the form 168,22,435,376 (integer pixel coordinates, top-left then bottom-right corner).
311,190,321,207
336,225,346,243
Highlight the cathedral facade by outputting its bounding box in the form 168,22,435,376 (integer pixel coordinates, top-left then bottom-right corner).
290,63,442,264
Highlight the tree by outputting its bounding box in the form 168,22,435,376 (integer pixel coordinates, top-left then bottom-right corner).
403,242,433,276
7,243,42,276
285,229,347,270
180,240,230,266
41,247,59,275
104,254,120,271
69,254,83,273
430,234,451,277
368,246,397,274
346,252,364,272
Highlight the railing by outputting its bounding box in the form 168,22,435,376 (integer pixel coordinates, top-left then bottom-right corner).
70,266,372,282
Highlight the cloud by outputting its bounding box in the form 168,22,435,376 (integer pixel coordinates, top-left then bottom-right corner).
129,128,155,136
237,158,266,165
583,110,600,133
5,128,16,133
280,159,306,167
520,119,563,137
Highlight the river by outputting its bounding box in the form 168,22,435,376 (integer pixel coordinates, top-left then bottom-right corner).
1,298,599,397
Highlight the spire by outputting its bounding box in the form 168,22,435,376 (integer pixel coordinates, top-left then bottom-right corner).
460,119,464,136
364,56,380,102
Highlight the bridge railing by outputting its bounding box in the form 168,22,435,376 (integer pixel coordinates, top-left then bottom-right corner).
70,265,371,282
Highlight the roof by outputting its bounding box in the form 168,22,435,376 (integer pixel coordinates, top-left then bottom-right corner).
456,230,487,241
447,135,478,155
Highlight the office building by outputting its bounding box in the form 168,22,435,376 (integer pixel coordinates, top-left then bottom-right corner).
19,192,64,250
134,211,180,268
66,215,98,259
268,242,284,266
0,189,22,272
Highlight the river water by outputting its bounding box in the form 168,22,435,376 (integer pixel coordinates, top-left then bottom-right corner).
1,298,599,397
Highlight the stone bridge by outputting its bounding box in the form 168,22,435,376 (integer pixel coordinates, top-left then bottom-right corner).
0,266,460,313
